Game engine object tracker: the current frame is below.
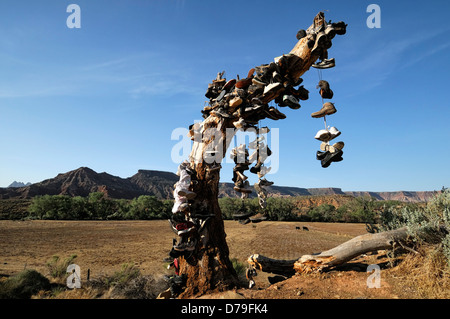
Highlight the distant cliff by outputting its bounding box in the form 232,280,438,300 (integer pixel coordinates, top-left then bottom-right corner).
0,167,438,202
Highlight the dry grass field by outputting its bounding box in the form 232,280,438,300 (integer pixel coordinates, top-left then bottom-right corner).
0,220,365,279
2,220,446,299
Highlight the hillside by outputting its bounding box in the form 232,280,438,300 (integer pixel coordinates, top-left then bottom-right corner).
0,167,437,202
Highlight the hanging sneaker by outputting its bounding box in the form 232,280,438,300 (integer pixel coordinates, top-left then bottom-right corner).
269,107,286,119
282,95,301,109
311,102,337,118
293,85,309,101
316,80,334,99
328,141,345,153
315,129,332,142
259,177,274,187
328,126,341,140
312,58,335,69
320,142,329,152
321,149,344,168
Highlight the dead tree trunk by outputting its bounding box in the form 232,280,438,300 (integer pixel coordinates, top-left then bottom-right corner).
175,12,345,298
247,227,410,275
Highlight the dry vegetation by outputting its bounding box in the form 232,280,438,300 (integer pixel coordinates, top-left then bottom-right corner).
0,219,449,299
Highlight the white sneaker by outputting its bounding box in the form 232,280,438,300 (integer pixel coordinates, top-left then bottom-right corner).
328,126,341,140
314,129,332,142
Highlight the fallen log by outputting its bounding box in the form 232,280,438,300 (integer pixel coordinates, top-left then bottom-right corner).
248,226,410,275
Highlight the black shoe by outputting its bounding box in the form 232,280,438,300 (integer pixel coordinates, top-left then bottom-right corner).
332,21,347,35
321,149,343,168
296,29,307,40
316,150,328,160
293,85,309,100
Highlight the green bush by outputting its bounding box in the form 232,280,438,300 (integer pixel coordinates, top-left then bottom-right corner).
380,188,450,266
27,193,172,220
46,254,78,280
0,270,51,299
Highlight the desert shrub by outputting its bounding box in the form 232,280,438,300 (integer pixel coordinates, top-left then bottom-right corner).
307,204,337,222
380,188,450,266
46,254,78,280
102,263,141,287
27,193,171,220
0,270,51,299
335,196,377,223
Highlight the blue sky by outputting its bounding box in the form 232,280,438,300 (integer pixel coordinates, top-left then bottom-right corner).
0,0,449,192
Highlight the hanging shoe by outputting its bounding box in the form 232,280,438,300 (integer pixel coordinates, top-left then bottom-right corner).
282,95,301,109
320,142,329,152
316,150,328,160
311,102,337,118
328,141,345,153
269,107,286,119
332,21,347,35
292,85,309,101
296,29,307,40
315,129,332,142
316,80,334,99
321,149,344,168
328,126,341,140
311,31,327,55
259,178,274,187
177,188,196,200
312,58,335,69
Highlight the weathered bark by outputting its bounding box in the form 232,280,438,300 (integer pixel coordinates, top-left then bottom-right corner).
294,226,409,273
247,254,298,276
247,227,410,275
177,12,342,297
